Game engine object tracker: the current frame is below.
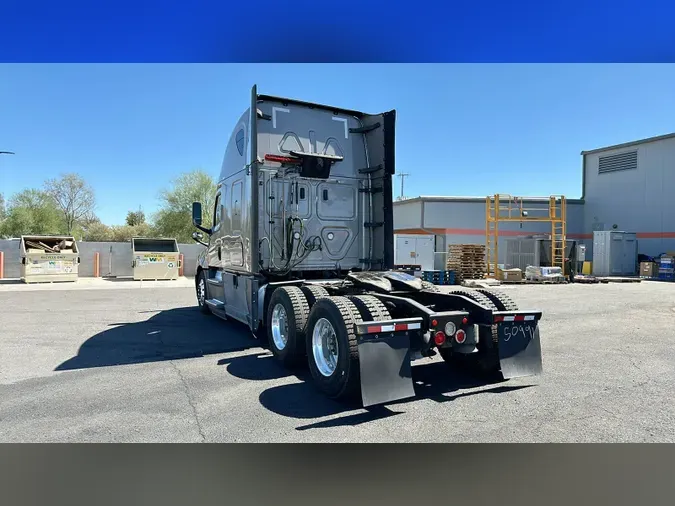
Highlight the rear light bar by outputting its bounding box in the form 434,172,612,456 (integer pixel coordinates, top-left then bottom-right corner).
493,314,537,323
356,318,424,335
264,154,301,164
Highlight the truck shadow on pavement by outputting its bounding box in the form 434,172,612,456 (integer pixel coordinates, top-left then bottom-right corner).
55,306,260,371
55,306,533,431
219,351,533,431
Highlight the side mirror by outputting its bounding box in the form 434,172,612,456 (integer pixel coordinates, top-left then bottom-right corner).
192,231,208,247
192,202,203,227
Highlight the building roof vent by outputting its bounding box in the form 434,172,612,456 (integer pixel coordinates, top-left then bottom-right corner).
598,150,637,174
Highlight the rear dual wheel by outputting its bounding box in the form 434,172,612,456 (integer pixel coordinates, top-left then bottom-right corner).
266,286,310,367
268,287,390,401
305,296,364,400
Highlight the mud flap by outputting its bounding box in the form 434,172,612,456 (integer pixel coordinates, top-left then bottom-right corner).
497,322,543,379
357,332,415,407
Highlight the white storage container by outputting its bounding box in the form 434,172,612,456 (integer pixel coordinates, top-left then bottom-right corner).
592,231,637,277
394,234,435,272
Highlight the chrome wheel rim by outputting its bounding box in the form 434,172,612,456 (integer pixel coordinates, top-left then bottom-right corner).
198,277,206,305
271,304,289,351
312,318,339,377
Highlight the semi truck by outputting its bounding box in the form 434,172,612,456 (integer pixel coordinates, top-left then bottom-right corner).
190,85,543,407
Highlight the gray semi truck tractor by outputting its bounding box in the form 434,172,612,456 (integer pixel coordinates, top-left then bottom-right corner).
191,85,543,407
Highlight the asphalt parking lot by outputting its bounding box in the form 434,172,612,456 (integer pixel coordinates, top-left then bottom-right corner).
1,279,674,442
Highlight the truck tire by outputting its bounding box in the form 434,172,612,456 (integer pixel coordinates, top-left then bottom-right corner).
347,295,391,322
305,296,363,400
196,270,211,315
439,288,501,377
266,286,310,367
421,281,440,292
301,285,330,309
474,288,519,311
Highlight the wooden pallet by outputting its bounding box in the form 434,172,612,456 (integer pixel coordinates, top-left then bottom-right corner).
446,244,487,281
502,279,568,285
596,277,642,283
572,276,601,284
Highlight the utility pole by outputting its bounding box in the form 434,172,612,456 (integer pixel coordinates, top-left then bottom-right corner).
396,173,409,201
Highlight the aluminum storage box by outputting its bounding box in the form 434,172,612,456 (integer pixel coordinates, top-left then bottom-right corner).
591,231,638,277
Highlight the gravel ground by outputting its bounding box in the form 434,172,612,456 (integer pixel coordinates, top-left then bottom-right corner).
1,281,673,442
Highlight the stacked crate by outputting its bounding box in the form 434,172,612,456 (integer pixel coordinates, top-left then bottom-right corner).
658,256,674,281
446,244,487,283
421,270,456,285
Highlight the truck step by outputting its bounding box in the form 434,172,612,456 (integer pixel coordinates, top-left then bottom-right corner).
205,299,225,311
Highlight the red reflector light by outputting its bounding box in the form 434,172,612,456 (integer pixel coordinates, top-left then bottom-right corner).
434,331,446,346
366,325,381,334
455,329,466,344
394,323,407,331
264,154,301,164
431,319,438,327
462,317,468,325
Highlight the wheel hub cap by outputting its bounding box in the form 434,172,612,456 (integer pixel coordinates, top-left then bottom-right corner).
198,278,205,305
271,304,289,351
312,318,339,377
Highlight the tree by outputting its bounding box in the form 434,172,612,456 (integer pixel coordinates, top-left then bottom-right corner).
0,189,65,237
110,223,155,242
82,220,114,241
0,193,6,221
44,173,96,234
125,209,146,227
153,169,217,243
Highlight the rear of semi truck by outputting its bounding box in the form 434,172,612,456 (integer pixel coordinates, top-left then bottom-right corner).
191,85,543,407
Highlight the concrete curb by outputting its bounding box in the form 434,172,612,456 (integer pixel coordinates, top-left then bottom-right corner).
0,276,196,292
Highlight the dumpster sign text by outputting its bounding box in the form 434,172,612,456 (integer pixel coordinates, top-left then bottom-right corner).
136,254,177,266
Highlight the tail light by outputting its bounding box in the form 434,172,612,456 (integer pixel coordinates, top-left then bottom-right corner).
264,154,301,164
434,331,446,346
455,329,466,344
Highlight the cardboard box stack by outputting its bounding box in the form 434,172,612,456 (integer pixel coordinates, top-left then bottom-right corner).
639,261,659,279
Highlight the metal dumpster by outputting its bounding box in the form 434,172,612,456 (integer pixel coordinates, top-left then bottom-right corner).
131,237,180,280
19,235,80,283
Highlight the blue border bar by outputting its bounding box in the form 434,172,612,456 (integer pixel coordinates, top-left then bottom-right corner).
2,1,675,62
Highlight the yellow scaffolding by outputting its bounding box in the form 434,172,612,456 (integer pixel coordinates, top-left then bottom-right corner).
485,194,567,279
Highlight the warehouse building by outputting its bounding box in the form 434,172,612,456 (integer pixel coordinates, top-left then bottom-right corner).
580,132,675,257
394,132,675,270
393,196,585,270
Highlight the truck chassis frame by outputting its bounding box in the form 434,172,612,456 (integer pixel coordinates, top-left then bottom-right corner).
196,268,542,407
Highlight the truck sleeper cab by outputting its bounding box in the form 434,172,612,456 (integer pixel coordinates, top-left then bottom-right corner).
191,85,543,407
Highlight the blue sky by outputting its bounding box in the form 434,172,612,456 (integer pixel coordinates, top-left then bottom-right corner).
2,64,675,225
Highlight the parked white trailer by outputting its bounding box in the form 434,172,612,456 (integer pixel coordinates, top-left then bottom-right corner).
394,234,435,271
